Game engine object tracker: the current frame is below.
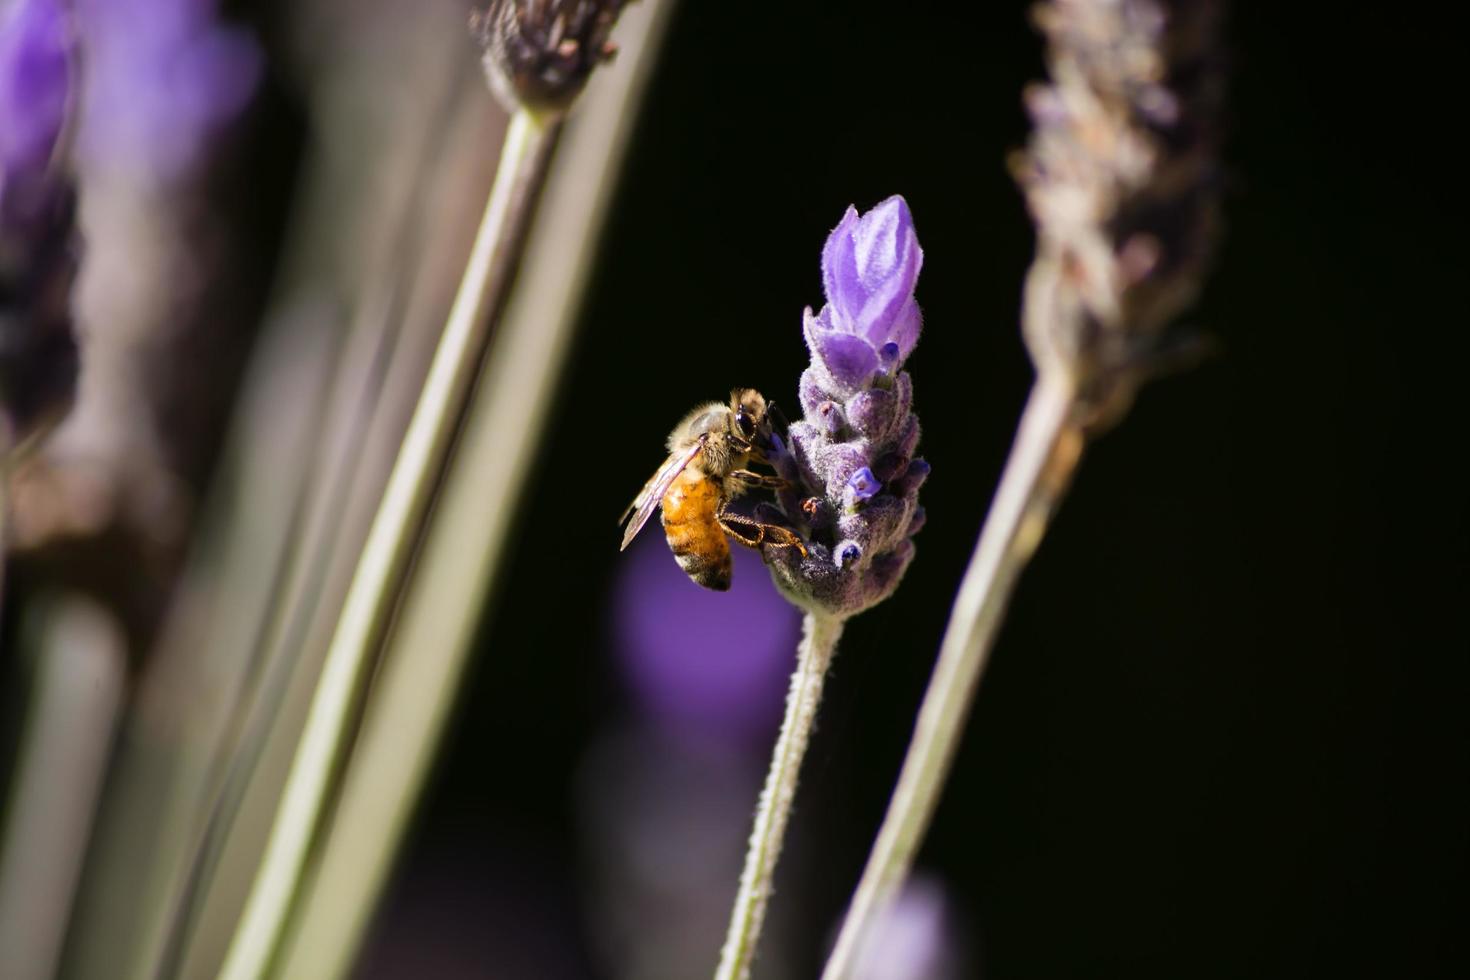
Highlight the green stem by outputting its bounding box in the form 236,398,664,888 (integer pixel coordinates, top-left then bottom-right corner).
820,374,1084,980
716,611,845,980
216,107,561,980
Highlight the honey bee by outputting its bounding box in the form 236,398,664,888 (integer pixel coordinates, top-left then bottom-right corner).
619,388,807,590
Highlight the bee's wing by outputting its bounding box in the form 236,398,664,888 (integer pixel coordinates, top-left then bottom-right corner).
619,436,706,551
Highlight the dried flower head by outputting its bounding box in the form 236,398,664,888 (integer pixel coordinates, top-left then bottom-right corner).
765,196,928,619
1,0,78,449
1015,0,1224,428
474,0,628,115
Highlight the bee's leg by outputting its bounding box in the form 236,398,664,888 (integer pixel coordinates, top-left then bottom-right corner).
718,508,809,558
717,508,766,547
729,469,789,490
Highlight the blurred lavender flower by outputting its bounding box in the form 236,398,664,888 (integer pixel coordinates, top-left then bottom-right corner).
0,0,69,211
10,0,262,548
614,532,800,745
766,195,928,618
73,0,261,183
848,875,968,980
1015,0,1223,427
1,0,78,449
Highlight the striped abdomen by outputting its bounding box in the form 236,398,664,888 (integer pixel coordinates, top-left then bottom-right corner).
661,466,731,591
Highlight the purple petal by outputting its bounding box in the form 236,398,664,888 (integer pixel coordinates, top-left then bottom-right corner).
810,330,878,392
854,196,921,294
886,296,923,362
804,305,877,390
821,205,860,316
831,196,924,345
845,466,881,503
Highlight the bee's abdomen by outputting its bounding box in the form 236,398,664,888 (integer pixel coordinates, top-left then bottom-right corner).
661,470,732,591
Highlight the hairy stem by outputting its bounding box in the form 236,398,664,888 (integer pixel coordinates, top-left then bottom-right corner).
821,374,1084,979
217,107,561,980
717,611,845,980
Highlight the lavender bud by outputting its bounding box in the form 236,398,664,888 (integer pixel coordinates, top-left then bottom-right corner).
816,399,845,438
474,0,629,115
846,386,897,441
894,412,920,459
891,457,930,496
866,540,916,595
834,540,863,570
906,505,927,536
838,494,906,552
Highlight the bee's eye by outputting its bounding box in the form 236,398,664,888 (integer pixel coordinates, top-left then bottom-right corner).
735,408,757,439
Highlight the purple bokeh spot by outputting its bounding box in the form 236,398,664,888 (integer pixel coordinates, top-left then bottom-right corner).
73,0,262,182
612,532,800,745
0,0,70,181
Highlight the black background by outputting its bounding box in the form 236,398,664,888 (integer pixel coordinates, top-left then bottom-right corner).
362,2,1467,977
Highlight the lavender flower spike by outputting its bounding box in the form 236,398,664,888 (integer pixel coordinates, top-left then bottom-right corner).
767,196,928,618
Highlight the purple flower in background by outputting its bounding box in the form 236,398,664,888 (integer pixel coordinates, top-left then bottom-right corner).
850,875,968,980
0,0,70,223
766,196,929,618
613,532,800,745
74,0,261,182
804,195,924,394
1,0,78,447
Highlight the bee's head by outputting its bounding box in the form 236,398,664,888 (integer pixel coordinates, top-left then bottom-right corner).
729,388,767,447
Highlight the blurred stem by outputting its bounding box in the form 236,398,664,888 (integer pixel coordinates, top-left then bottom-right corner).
821,374,1084,980
1,461,8,602
217,107,562,980
717,611,844,980
269,3,677,974
0,595,126,980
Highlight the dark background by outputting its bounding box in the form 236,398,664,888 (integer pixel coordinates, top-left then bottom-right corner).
356,2,1466,978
